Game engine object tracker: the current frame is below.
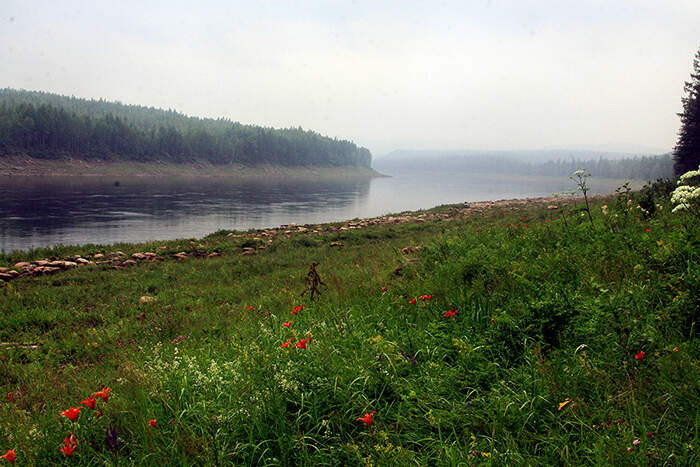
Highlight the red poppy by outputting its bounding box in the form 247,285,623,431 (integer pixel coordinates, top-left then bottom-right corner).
280,340,292,348
95,387,112,402
645,228,650,233
546,219,551,223
80,395,96,410
521,217,527,221
635,351,645,361
148,419,157,428
246,306,254,311
61,407,82,422
1,449,14,464
476,227,482,232
290,305,304,315
356,410,375,427
524,224,529,227
491,317,496,324
282,321,293,328
419,295,432,300
409,298,417,304
294,334,311,349
59,434,77,457
443,310,457,318
381,286,388,291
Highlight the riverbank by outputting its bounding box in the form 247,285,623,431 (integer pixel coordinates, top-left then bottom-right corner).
0,186,697,465
0,155,384,178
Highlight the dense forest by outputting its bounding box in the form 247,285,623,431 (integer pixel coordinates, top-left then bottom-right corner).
375,151,674,181
0,89,372,168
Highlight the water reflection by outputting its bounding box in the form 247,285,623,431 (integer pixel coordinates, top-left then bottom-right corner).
0,171,633,253
0,176,371,252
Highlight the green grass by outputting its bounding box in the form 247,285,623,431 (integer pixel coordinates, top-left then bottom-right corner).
0,186,698,465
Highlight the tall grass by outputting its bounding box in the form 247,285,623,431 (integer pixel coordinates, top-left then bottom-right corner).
0,184,698,465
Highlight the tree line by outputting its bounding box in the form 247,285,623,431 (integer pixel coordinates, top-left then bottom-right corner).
0,89,371,168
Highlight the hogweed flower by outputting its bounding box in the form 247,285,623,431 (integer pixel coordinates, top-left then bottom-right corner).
1,449,14,464
61,407,82,422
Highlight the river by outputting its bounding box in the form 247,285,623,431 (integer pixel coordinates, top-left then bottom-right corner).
0,170,634,252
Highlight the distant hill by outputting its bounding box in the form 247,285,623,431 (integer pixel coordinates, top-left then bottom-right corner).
373,149,674,181
0,89,372,168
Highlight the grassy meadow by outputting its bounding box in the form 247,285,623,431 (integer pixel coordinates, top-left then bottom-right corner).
0,180,698,465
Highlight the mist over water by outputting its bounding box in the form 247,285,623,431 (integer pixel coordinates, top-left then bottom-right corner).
0,171,633,253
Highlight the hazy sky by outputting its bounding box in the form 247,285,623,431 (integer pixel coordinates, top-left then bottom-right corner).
2,0,698,155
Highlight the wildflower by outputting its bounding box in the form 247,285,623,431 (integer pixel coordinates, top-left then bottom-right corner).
6,393,14,403
381,286,388,291
148,419,157,428
601,205,609,215
627,447,632,452
61,407,82,422
400,349,418,365
491,317,496,324
673,347,679,352
442,310,457,318
524,224,529,227
476,227,482,232
645,228,650,233
419,295,432,300
356,410,375,428
280,340,292,348
471,450,477,456
294,334,311,349
1,449,14,464
80,395,97,410
96,387,112,402
558,398,572,411
171,335,188,344
635,351,645,361
545,218,551,223
521,217,527,221
246,306,254,311
290,305,304,315
633,439,640,446
59,434,77,457
282,321,293,328
409,298,417,304
105,426,119,451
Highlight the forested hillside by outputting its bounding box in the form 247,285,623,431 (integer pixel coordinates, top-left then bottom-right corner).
0,89,372,167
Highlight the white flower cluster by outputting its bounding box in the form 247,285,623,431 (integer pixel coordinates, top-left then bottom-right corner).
671,166,700,213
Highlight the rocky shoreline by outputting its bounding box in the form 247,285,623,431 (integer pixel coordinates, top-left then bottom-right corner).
0,194,583,284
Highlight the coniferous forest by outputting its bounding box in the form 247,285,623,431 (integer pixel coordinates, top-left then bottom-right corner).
0,89,372,168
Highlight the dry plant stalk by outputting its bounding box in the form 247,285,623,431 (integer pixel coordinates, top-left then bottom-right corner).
301,262,327,301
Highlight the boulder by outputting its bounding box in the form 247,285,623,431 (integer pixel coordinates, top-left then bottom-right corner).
139,295,156,304
62,261,78,269
0,267,8,273
0,273,14,281
330,242,343,247
206,252,220,258
547,205,559,210
76,258,90,265
14,262,30,269
93,253,105,259
172,252,188,260
122,260,137,266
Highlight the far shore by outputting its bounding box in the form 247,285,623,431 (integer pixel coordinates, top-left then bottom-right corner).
0,155,386,179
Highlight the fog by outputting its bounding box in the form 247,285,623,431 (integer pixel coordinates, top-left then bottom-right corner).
2,0,698,156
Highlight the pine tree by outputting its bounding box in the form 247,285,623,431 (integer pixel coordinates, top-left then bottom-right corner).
674,47,700,176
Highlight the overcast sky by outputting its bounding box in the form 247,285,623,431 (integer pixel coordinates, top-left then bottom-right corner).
2,0,698,155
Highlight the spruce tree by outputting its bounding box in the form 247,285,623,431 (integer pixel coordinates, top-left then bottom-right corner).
674,47,700,176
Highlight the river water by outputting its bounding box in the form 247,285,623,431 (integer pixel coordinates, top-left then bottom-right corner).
0,170,632,252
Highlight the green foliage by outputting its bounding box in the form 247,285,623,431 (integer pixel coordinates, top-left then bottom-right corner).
674,47,700,175
0,192,698,464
